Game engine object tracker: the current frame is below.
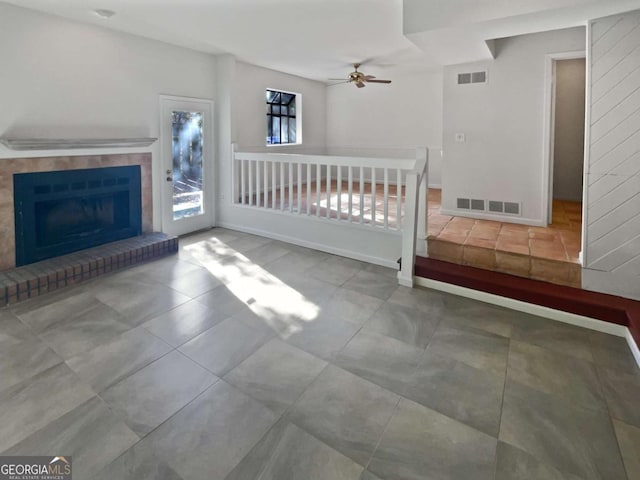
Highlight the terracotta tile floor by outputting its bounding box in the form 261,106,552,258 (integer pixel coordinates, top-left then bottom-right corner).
426,189,583,288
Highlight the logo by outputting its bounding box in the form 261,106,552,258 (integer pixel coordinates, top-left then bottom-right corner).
0,456,72,480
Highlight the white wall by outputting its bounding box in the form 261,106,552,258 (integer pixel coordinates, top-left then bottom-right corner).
216,59,322,210
233,61,326,152
553,58,585,202
0,3,218,231
441,27,585,224
326,71,443,187
583,10,640,301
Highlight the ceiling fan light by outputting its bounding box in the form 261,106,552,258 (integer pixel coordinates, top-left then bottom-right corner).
330,64,391,88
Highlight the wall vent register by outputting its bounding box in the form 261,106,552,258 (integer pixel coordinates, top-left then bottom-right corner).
457,197,521,215
457,71,487,85
456,198,485,211
488,200,521,215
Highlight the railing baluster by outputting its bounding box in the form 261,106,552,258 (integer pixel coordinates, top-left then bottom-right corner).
264,160,269,209
240,159,246,205
280,162,285,210
359,166,364,224
337,166,342,221
306,164,312,215
316,164,321,217
396,168,402,228
288,163,293,213
272,161,277,209
348,166,353,222
371,167,376,226
297,163,302,214
383,168,389,229
256,160,261,207
326,165,332,218
248,160,254,206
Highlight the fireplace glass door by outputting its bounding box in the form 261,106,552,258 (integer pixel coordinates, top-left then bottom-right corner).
160,96,214,236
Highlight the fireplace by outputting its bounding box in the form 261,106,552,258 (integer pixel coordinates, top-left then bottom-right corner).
13,166,142,266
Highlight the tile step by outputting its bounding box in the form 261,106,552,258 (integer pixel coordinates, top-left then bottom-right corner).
427,237,581,288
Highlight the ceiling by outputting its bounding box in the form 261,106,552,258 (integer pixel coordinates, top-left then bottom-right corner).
3,0,640,82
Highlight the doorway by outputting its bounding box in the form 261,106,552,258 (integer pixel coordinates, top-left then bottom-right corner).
159,95,215,236
552,58,586,203
544,52,586,226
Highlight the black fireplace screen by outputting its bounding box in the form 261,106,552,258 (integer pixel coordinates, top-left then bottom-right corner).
14,166,142,266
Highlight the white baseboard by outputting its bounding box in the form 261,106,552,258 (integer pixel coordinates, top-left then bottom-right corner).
217,221,399,269
428,183,442,189
415,276,639,368
627,329,640,369
415,276,626,335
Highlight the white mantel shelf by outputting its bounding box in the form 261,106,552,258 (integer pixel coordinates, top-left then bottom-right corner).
0,137,157,151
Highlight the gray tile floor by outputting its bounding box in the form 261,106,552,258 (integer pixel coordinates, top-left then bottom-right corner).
1,228,639,480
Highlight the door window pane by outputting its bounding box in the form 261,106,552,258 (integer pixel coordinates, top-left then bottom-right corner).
172,110,204,220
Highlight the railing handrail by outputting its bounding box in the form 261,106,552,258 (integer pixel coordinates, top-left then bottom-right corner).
234,149,418,171
414,147,428,183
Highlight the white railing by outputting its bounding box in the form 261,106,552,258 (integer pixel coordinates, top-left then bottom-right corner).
231,144,428,286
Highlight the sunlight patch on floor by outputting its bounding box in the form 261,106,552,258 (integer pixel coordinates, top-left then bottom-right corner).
184,239,320,338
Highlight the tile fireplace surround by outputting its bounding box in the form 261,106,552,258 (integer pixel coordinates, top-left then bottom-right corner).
0,153,153,272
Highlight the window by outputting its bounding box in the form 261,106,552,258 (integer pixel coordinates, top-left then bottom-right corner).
266,89,299,145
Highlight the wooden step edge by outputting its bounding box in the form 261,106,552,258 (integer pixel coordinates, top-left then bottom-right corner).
415,256,640,349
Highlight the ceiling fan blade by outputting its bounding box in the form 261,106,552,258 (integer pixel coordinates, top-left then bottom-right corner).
328,78,349,81
364,75,376,80
366,79,392,84
327,80,351,86
355,81,366,88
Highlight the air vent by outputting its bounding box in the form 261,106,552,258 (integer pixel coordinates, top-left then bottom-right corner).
457,70,488,85
457,198,486,210
457,73,471,85
487,200,521,215
488,201,503,213
471,199,485,211
471,71,486,83
457,198,470,209
458,198,520,215
504,202,520,215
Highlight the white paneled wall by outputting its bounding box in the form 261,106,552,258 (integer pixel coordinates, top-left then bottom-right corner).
584,9,640,300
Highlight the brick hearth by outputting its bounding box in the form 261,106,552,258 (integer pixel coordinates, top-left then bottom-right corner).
0,232,177,306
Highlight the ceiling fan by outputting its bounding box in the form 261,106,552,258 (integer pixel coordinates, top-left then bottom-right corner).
329,63,392,88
